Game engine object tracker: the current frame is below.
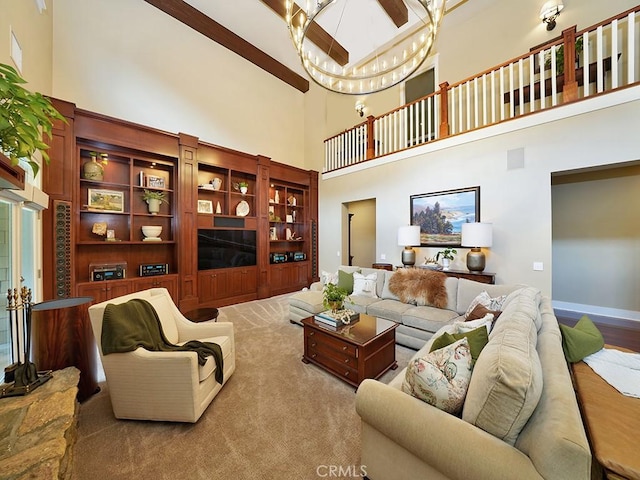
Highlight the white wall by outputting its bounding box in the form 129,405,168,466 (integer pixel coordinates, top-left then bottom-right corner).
51,0,306,169
0,0,53,94
317,92,640,298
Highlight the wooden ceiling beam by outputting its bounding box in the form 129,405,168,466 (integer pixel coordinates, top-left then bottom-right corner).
144,0,309,93
377,0,409,28
260,0,349,67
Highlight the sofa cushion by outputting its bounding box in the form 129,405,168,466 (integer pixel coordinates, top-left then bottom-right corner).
344,295,381,314
184,335,232,382
455,279,522,315
359,267,387,298
559,314,604,363
464,291,507,318
289,290,325,315
146,294,179,344
366,299,413,322
402,337,473,414
338,269,356,294
396,324,443,350
380,270,400,300
320,270,338,285
466,303,502,322
352,272,378,298
454,313,494,335
430,326,489,364
444,277,458,311
462,289,543,446
402,307,461,335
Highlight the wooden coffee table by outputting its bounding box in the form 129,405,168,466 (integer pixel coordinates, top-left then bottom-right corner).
301,313,399,388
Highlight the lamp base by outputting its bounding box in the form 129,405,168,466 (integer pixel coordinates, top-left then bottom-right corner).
466,248,486,272
401,247,416,266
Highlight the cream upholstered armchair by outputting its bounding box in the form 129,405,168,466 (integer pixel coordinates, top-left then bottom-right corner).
88,288,235,423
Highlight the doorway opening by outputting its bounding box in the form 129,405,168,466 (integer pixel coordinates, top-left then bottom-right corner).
343,199,376,268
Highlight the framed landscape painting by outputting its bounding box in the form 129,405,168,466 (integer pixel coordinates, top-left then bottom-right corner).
410,186,480,246
197,200,213,214
87,188,125,213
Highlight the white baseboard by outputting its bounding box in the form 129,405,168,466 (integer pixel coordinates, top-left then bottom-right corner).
553,300,640,325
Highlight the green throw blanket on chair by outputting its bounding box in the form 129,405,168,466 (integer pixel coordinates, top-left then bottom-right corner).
101,298,224,384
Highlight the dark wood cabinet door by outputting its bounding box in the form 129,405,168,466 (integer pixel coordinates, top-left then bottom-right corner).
131,275,179,300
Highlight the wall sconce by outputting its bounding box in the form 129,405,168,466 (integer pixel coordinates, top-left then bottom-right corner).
461,223,493,272
397,225,421,267
539,1,564,31
355,101,366,117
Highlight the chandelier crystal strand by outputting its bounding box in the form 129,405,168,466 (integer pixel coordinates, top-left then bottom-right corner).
286,0,445,95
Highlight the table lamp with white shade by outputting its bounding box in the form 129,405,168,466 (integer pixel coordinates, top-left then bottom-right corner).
398,225,421,267
461,223,493,272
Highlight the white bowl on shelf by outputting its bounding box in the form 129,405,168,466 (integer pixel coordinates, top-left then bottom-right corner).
142,225,162,241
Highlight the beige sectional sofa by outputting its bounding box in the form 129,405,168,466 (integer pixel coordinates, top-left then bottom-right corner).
288,265,519,349
355,286,591,480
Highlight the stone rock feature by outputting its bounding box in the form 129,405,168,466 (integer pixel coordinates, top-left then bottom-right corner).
0,367,80,480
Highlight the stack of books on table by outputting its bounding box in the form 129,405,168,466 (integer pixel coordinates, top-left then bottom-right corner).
314,309,360,328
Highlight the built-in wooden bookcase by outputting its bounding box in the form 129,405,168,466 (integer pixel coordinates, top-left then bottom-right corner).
268,183,307,254
42,98,318,307
75,142,179,302
268,179,312,295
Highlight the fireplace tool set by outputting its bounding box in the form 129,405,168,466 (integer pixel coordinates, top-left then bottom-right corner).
1,287,52,398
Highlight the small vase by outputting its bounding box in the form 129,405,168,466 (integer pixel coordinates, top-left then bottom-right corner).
240,186,248,195
82,156,104,181
441,258,451,270
328,301,343,313
211,177,222,190
147,198,161,215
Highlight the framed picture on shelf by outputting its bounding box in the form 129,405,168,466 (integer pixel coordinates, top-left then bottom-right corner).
197,199,213,214
410,186,480,247
146,175,166,189
87,188,125,213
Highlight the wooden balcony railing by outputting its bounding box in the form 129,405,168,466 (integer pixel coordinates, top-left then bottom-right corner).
324,5,640,173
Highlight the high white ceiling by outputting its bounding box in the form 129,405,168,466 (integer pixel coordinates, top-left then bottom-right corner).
182,0,473,78
183,0,307,76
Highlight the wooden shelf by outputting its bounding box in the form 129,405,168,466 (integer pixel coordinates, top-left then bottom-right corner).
76,144,177,288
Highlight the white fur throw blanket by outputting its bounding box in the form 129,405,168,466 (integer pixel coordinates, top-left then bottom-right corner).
388,268,448,308
583,348,640,398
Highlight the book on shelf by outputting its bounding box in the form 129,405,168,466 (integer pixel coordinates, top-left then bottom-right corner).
314,309,359,326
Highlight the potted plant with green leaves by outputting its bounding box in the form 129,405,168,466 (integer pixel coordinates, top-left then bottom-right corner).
436,247,457,270
322,283,350,313
142,189,168,215
234,181,249,194
0,62,66,177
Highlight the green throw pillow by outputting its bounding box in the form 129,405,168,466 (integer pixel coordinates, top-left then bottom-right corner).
430,326,489,364
337,270,356,294
559,315,604,363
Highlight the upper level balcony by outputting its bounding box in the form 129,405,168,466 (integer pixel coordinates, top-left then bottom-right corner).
323,5,640,175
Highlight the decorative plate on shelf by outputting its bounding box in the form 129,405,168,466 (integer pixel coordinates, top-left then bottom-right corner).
236,200,250,217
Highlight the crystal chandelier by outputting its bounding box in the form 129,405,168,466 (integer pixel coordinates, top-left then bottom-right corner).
286,0,446,95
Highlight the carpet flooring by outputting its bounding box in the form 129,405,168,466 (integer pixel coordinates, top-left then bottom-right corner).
71,294,415,480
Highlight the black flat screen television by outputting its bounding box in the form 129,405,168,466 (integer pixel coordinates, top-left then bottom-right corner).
197,229,257,270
